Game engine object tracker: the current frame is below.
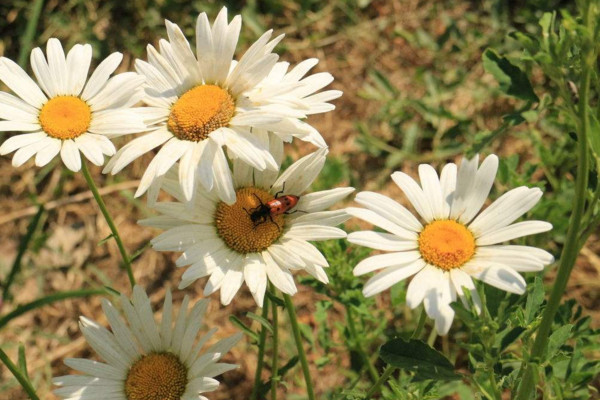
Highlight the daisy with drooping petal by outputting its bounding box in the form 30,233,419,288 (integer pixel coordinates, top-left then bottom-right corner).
347,154,554,334
54,285,241,400
0,38,146,172
140,148,353,306
104,7,341,204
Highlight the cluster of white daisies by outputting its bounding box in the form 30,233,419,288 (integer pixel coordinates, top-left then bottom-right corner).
0,7,553,400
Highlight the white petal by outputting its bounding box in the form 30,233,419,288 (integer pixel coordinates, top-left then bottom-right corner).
263,251,297,295
405,265,439,309
66,43,93,96
355,191,422,232
423,269,455,335
463,262,526,294
211,145,236,205
449,268,482,314
457,154,498,224
295,187,355,213
60,139,82,172
353,251,422,275
46,38,68,95
0,131,46,155
271,148,327,196
81,52,123,101
468,187,543,236
285,225,346,241
75,136,105,166
348,231,418,252
362,261,425,297
418,164,446,219
0,57,47,107
34,137,61,166
391,171,435,222
346,207,418,241
220,267,244,305
476,221,553,246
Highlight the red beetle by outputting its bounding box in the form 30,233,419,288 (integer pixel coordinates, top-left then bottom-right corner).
245,183,302,230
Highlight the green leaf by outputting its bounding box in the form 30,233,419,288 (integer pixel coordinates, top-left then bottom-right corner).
587,114,600,178
228,315,258,342
379,338,461,381
482,49,539,102
525,276,545,323
246,312,273,335
17,344,29,380
547,324,573,360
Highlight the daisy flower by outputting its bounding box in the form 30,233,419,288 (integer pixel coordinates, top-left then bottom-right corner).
54,285,241,400
103,7,340,204
140,148,353,306
0,38,145,172
347,154,554,334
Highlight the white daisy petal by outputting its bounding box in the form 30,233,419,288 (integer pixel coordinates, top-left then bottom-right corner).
476,221,553,246
81,52,123,101
296,187,355,213
347,231,418,252
346,207,418,241
463,262,526,294
355,191,422,232
353,251,422,275
449,268,482,314
405,265,438,309
66,43,93,96
423,269,455,335
46,38,69,95
60,139,82,172
0,57,47,107
0,131,46,155
418,164,445,219
468,187,543,236
34,137,61,167
263,252,297,295
391,171,435,222
362,261,425,297
457,154,499,224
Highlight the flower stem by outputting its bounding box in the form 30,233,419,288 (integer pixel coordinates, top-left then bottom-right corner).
283,293,315,400
515,7,593,398
270,286,279,400
346,305,379,383
250,295,270,400
364,365,395,399
411,307,427,340
0,347,39,400
81,162,135,288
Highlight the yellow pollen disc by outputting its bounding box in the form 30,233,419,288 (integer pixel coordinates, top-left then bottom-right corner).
167,84,235,141
124,352,187,400
215,187,284,254
418,220,476,271
39,96,91,140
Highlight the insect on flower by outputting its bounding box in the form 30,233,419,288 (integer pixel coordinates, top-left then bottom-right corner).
244,182,303,230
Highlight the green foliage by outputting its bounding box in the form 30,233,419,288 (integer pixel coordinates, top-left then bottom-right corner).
379,338,460,381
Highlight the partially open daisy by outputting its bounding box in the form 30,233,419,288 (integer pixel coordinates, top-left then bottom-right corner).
0,38,145,172
347,154,554,334
53,286,241,400
140,148,353,306
103,7,340,204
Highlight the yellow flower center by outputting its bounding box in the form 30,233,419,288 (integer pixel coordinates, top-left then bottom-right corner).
124,352,187,400
167,84,235,141
39,96,91,140
215,187,284,254
418,220,475,271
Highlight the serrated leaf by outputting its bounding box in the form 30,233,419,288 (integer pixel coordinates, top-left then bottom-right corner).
379,338,460,381
525,276,545,323
547,324,573,360
587,114,600,178
483,49,538,102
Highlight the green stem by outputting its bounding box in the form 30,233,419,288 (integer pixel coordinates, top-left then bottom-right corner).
411,308,427,340
1,205,44,303
346,305,379,383
283,293,315,400
364,365,395,399
250,295,270,400
81,162,135,288
0,347,40,400
270,286,279,400
0,288,107,330
515,10,593,399
17,0,45,68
